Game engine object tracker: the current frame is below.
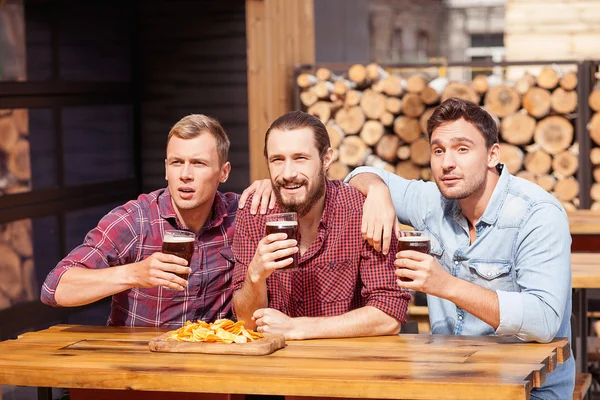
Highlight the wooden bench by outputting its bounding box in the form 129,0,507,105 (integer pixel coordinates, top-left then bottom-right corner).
573,373,592,400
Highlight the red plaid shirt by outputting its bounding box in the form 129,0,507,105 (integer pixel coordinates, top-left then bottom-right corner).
41,188,238,328
232,180,410,321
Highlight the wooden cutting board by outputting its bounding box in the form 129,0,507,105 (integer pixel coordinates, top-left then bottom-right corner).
148,332,286,356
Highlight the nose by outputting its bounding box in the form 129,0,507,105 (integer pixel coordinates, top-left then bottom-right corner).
180,162,193,181
441,151,456,172
282,160,298,180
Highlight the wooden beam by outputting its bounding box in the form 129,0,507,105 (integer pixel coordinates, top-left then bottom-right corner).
246,0,315,181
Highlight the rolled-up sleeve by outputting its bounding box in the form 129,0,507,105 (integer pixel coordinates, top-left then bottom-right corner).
40,207,138,307
344,166,439,228
495,203,571,343
360,236,411,322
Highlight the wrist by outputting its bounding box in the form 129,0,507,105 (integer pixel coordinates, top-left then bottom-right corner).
365,178,388,197
247,261,267,284
119,263,139,288
291,317,309,340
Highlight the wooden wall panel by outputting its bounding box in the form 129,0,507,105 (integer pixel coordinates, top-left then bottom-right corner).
139,0,250,194
246,0,315,181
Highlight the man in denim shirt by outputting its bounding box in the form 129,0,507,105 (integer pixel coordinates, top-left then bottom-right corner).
345,98,574,399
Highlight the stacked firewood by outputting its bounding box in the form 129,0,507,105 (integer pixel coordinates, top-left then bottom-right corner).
589,88,600,210
0,219,37,309
0,109,31,195
0,109,36,309
297,64,580,210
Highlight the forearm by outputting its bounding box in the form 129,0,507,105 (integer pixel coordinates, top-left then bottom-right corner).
232,270,268,329
295,306,400,339
445,277,500,329
54,265,135,307
346,171,388,196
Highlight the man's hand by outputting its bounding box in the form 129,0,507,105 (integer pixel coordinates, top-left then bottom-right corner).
252,308,304,340
130,253,191,291
239,179,276,215
247,233,298,283
394,250,452,297
362,183,400,255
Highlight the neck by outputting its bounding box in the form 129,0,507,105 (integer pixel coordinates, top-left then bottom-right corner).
458,168,500,228
171,197,214,234
298,192,326,234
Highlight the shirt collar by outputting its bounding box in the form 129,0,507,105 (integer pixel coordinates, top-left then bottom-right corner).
158,189,229,231
478,164,509,225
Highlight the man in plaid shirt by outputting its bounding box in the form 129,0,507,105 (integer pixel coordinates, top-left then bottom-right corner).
41,115,239,327
232,111,410,339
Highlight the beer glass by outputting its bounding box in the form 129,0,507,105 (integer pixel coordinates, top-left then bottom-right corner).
162,230,195,281
398,230,431,254
265,212,298,269
398,230,430,283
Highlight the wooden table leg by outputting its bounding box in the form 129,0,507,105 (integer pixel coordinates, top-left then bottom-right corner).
37,387,52,400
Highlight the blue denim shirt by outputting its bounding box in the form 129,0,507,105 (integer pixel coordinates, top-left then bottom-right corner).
346,165,575,400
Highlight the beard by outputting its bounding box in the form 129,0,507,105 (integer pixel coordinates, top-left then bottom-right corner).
272,168,327,217
435,169,487,200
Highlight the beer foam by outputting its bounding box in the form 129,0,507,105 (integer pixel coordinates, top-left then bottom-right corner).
266,221,298,227
163,235,194,243
398,236,430,242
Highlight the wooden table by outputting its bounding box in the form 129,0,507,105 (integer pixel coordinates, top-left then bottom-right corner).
571,252,600,376
0,325,570,400
568,210,600,235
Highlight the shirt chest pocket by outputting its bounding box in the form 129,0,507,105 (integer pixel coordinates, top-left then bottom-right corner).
468,260,515,292
314,260,357,303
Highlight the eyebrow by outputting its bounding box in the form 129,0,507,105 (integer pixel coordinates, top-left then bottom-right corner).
430,136,476,147
269,152,312,160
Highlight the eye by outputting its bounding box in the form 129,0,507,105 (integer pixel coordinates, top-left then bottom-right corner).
433,148,443,155
458,147,469,152
170,160,182,165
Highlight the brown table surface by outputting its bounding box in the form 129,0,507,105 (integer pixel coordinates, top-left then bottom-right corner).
0,324,570,400
572,253,600,288
568,210,600,235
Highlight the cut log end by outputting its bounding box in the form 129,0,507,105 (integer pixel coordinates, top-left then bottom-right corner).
484,85,521,118
534,116,574,155
501,112,536,145
537,67,560,90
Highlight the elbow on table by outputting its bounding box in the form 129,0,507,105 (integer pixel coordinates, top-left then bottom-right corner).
522,315,562,344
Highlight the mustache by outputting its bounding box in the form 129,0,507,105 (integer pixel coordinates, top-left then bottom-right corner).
275,178,307,187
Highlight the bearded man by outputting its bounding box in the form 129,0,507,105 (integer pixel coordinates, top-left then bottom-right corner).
231,111,410,339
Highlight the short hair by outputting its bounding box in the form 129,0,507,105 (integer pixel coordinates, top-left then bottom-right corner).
167,114,230,165
427,98,499,148
263,111,331,159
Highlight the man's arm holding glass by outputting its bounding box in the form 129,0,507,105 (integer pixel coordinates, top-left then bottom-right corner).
232,232,298,329
41,209,190,307
346,166,571,342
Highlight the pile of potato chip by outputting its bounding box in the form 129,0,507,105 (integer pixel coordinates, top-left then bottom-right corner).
166,319,264,344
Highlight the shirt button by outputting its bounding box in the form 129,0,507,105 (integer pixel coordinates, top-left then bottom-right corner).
454,261,459,265
487,272,492,277
458,316,463,320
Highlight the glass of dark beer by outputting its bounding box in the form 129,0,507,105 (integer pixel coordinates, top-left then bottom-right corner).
162,230,195,283
398,230,430,283
398,230,431,254
265,212,298,270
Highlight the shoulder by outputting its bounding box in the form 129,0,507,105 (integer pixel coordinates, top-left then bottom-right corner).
217,191,241,215
330,180,366,212
504,175,568,228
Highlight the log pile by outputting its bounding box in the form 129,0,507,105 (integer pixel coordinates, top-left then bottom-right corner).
588,88,600,210
0,109,36,309
0,219,37,309
298,64,580,210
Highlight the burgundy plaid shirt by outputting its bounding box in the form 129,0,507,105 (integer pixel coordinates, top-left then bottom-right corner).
232,180,410,321
41,188,238,328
